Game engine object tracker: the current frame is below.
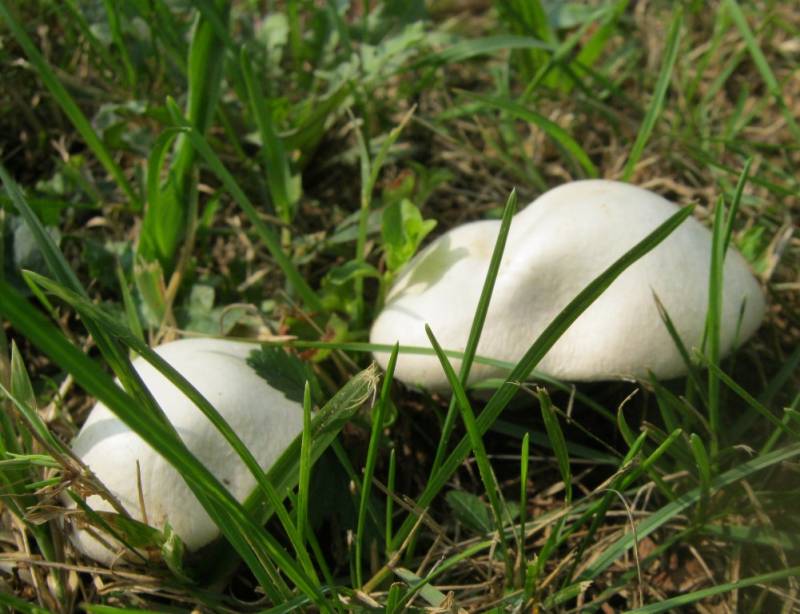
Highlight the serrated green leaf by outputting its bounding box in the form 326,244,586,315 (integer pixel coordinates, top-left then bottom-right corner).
246,346,320,404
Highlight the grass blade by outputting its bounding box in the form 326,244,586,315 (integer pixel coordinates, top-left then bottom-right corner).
431,189,517,475
356,344,397,587
538,389,571,504
0,167,85,296
626,565,800,613
621,7,682,181
578,442,800,581
426,325,512,568
296,382,313,550
138,1,230,271
0,2,139,208
200,363,379,584
705,196,726,456
240,48,301,224
101,0,136,89
165,100,323,313
460,92,598,177
689,433,711,518
723,0,800,142
385,447,397,553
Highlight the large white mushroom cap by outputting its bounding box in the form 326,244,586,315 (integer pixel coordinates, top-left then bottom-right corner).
69,337,303,565
370,180,766,390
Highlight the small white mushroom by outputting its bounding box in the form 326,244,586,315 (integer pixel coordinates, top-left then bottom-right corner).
69,337,303,565
370,180,766,390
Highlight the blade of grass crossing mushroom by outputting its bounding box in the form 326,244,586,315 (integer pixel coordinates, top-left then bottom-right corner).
0,3,140,209
621,7,682,181
356,344,398,587
296,382,313,550
705,196,726,457
165,100,324,313
65,490,148,565
431,189,518,476
723,0,800,142
6,296,300,600
386,205,695,555
24,272,322,583
425,325,514,574
0,283,329,606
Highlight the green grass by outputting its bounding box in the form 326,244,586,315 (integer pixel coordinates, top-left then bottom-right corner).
0,0,798,611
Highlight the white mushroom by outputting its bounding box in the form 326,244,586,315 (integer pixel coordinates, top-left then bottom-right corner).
370,180,766,390
69,337,303,565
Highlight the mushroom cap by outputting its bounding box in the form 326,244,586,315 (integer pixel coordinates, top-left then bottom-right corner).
370,180,766,390
69,338,303,565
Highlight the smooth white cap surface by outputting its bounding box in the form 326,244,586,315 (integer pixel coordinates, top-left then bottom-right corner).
69,338,303,565
370,180,766,389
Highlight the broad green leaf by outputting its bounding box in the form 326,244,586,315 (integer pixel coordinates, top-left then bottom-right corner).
246,345,321,405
